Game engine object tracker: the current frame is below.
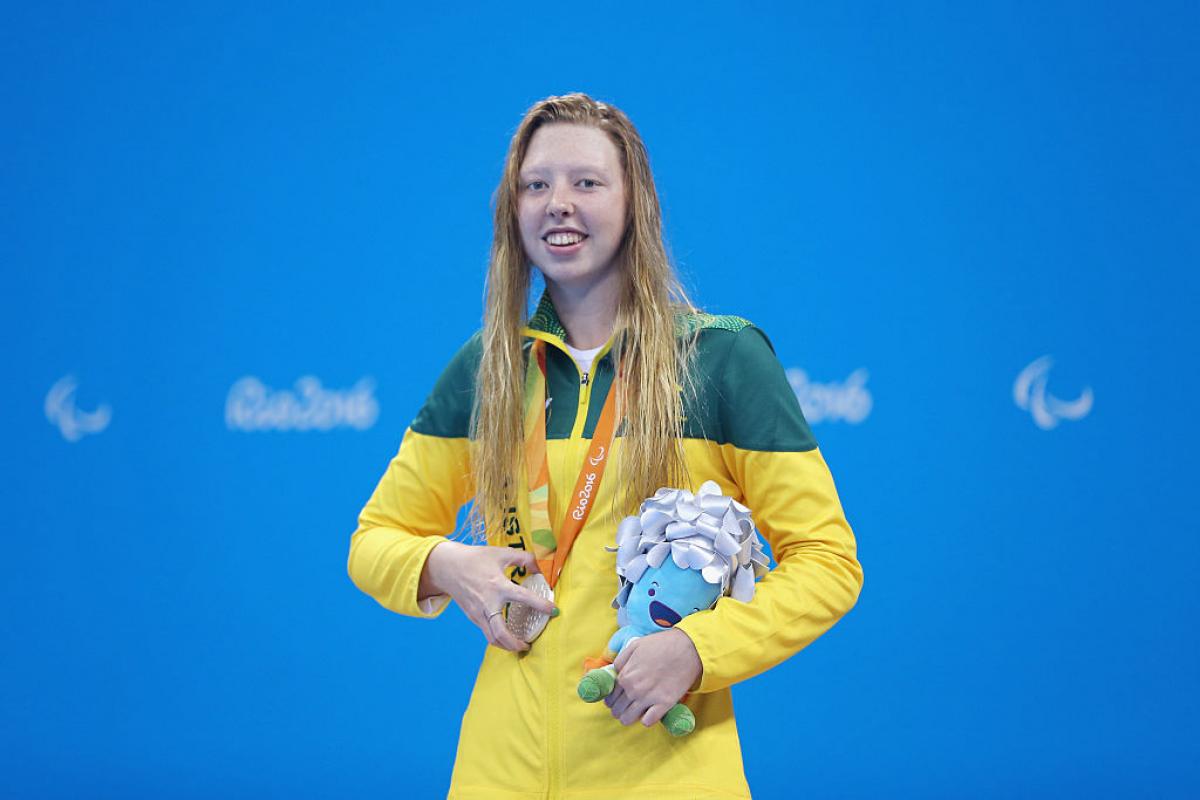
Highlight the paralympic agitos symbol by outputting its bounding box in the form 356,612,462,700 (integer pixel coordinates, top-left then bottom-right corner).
45,376,112,442
1013,356,1093,430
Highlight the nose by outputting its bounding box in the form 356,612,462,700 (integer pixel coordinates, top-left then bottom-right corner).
547,183,573,217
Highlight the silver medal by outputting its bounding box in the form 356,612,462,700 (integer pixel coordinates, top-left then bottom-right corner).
505,572,554,643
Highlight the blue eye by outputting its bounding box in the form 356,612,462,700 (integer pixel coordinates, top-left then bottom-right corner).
525,180,546,191
578,178,598,188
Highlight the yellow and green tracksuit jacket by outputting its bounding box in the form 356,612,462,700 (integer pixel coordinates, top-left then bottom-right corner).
347,295,864,799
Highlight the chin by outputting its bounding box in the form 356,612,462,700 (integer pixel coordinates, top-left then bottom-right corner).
534,262,617,291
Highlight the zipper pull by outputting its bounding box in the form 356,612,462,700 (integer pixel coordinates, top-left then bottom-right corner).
581,371,589,386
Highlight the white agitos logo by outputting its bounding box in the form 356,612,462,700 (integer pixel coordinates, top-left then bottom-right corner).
1013,356,1093,430
786,368,872,424
45,376,112,442
225,376,379,432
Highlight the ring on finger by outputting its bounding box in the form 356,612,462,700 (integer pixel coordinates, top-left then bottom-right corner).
486,607,505,624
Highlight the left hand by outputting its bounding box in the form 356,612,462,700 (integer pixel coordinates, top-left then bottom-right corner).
605,628,702,727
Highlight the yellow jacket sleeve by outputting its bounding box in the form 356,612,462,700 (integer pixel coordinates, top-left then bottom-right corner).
675,446,863,692
346,427,473,618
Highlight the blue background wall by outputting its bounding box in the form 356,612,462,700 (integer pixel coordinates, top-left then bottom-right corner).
5,2,1198,797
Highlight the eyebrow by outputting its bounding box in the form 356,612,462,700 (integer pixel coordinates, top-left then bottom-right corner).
519,163,614,180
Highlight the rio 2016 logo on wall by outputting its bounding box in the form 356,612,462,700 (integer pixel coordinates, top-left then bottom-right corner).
225,376,379,432
786,368,872,424
1013,356,1093,430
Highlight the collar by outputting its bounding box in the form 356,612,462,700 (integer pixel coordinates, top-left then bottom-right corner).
524,290,570,343
523,290,617,367
521,289,742,349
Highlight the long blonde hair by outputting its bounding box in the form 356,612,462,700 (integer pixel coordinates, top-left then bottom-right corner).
470,93,698,542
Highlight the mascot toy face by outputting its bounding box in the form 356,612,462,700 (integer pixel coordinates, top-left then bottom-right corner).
621,559,723,635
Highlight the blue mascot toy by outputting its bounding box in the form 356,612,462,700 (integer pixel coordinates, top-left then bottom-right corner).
577,480,769,736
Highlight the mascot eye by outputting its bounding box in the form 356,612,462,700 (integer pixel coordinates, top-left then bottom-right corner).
648,581,659,597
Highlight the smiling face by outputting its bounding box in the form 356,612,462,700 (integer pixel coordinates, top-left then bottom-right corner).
623,559,723,636
517,123,628,297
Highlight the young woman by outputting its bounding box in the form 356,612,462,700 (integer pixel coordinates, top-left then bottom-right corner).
348,93,863,799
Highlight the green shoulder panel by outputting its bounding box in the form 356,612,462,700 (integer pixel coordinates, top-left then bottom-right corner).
410,315,817,452
675,311,754,337
410,331,483,439
680,320,818,453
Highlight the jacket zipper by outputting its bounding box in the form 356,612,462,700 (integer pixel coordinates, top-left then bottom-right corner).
520,331,615,796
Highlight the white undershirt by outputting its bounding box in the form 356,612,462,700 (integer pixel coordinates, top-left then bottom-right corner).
564,342,605,378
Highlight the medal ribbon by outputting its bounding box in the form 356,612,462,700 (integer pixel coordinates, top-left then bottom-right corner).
523,338,620,590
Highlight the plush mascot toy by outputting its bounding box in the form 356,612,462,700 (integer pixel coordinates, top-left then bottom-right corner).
577,480,769,736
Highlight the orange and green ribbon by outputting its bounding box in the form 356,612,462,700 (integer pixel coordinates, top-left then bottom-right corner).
522,339,621,589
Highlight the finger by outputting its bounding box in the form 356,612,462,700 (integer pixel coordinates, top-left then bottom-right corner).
604,685,625,710
502,582,557,616
620,700,649,726
500,547,540,573
480,609,503,642
487,612,529,652
641,703,672,727
609,692,634,720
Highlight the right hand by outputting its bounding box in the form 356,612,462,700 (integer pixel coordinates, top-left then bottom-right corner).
422,541,557,652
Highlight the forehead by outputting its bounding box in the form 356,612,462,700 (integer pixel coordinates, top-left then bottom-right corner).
520,123,622,176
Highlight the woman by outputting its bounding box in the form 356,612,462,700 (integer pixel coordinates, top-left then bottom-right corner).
348,93,863,799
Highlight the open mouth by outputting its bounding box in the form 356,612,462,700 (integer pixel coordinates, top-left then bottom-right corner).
649,600,682,628
543,231,588,248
